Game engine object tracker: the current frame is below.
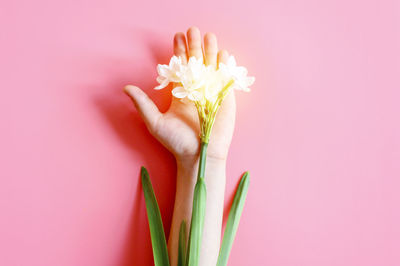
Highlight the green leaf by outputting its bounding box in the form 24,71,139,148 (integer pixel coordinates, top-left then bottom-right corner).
178,220,187,266
141,166,170,266
217,172,250,266
186,177,207,266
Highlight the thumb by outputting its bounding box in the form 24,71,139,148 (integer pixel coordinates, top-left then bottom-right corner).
124,85,162,132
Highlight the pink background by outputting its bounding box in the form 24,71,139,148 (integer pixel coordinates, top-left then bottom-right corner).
1,0,399,265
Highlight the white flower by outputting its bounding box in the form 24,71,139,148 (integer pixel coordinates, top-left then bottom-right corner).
202,66,225,101
154,55,255,102
218,56,255,92
154,56,184,90
171,86,203,101
172,57,206,101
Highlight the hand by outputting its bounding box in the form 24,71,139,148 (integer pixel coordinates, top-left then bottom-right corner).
125,27,236,162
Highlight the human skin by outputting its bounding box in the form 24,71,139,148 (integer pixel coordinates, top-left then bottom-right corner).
124,26,235,266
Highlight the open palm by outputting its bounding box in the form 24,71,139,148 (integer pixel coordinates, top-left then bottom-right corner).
125,27,236,161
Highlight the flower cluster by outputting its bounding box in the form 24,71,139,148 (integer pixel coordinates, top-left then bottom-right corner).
154,55,255,142
155,55,254,102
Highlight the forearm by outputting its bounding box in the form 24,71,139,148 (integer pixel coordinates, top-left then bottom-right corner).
168,156,226,266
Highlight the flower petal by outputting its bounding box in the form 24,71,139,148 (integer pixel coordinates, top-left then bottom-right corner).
172,86,188,98
154,82,168,90
157,64,170,77
227,55,237,67
155,78,169,90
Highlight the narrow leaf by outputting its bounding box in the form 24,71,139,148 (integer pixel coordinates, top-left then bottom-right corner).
141,166,170,266
186,177,207,266
217,172,250,266
178,220,187,266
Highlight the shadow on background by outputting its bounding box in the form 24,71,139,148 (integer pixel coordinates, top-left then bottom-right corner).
92,29,176,266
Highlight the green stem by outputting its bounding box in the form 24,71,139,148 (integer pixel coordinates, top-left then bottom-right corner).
197,142,208,181
186,142,208,266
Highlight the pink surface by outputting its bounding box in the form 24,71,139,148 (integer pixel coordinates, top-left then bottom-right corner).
1,0,399,265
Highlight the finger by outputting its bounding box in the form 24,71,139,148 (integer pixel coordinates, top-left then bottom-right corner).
124,85,162,132
173,32,188,64
187,26,203,60
204,32,218,68
217,49,229,67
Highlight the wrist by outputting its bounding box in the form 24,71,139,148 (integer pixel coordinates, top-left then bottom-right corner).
176,156,226,188
176,154,226,171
